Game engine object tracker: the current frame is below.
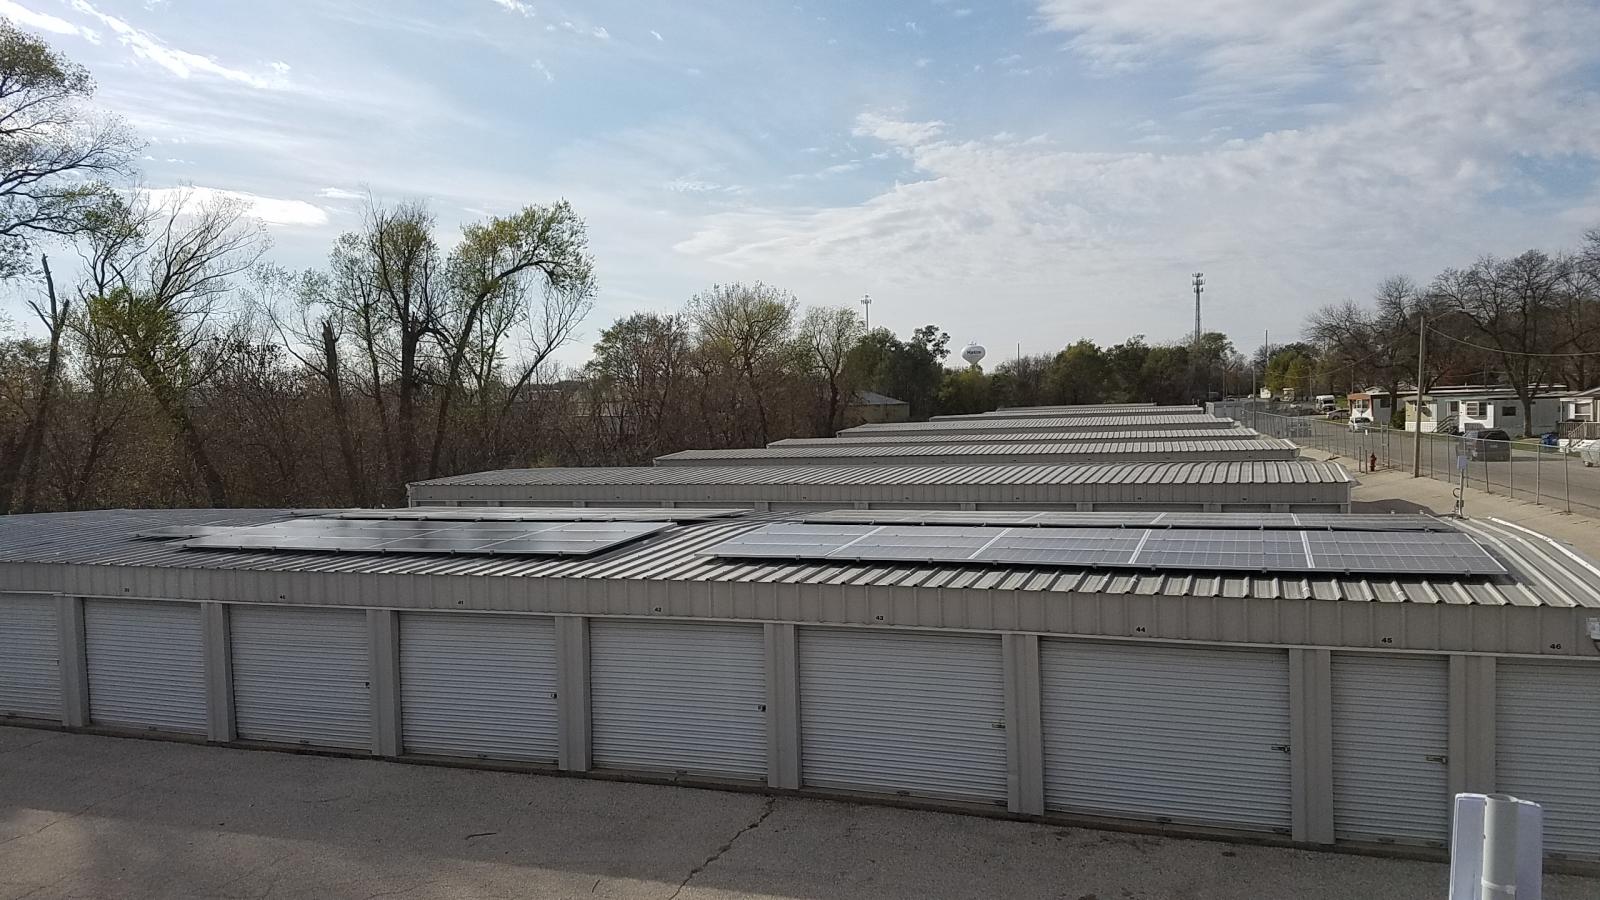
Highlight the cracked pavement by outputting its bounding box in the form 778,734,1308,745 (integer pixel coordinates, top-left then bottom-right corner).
3,726,1598,900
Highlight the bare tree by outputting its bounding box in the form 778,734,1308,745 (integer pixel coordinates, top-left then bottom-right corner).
798,305,864,434
427,202,595,476
80,190,267,505
688,282,798,446
0,21,137,278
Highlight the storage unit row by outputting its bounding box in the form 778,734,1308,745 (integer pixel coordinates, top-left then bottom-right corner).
3,594,1595,859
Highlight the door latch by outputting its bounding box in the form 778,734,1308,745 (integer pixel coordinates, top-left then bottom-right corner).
1271,744,1292,754
1425,754,1448,764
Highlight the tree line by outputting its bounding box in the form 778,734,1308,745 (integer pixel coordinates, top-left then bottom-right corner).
1297,232,1600,431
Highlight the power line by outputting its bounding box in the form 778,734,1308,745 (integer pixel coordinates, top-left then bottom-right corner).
1424,324,1600,359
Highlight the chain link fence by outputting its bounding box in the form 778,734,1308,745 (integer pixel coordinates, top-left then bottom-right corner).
1211,400,1600,518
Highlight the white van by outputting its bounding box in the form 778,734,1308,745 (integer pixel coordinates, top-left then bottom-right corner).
1315,394,1337,413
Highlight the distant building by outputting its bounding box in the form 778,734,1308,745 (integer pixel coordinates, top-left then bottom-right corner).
1559,386,1600,424
843,391,910,427
1385,384,1567,434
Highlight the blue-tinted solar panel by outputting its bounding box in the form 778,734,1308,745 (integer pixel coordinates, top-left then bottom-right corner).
703,522,1502,576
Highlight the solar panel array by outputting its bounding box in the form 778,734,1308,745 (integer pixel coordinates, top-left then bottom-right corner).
182,517,671,557
311,507,746,522
798,509,1455,532
702,522,1504,575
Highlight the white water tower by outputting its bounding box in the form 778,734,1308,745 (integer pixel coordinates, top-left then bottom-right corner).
961,342,986,369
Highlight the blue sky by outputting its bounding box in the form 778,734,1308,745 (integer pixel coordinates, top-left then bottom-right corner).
3,0,1599,366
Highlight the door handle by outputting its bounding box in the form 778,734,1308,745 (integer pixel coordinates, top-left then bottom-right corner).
1271,744,1291,753
1425,754,1448,764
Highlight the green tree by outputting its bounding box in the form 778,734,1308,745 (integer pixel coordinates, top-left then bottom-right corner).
1044,339,1107,405
1103,336,1151,401
937,366,991,415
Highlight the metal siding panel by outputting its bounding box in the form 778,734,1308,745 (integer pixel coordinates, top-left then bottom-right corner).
0,594,58,719
1496,661,1600,857
1040,641,1293,832
798,628,1008,803
590,620,766,779
399,613,558,761
230,605,371,749
1331,654,1450,844
84,599,206,733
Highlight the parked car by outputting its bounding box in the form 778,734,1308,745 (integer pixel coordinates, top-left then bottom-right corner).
1327,409,1350,420
1349,415,1372,431
1465,429,1512,461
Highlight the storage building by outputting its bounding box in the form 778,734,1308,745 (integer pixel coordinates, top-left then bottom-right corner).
772,427,1266,447
837,413,1238,437
407,461,1351,512
653,438,1300,468
934,404,1202,420
1,507,1596,866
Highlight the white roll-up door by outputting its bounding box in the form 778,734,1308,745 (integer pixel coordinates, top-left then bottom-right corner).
0,594,59,720
399,613,558,761
1331,654,1449,844
84,599,207,734
798,628,1007,803
1497,660,1600,857
1041,641,1293,832
590,620,765,779
231,605,370,750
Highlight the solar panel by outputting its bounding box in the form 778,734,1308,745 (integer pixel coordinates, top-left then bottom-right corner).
703,522,1504,576
182,519,671,556
1135,529,1309,571
133,525,254,540
1304,531,1503,575
797,509,1452,532
318,507,746,522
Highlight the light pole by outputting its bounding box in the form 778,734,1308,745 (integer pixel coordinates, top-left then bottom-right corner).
860,293,872,330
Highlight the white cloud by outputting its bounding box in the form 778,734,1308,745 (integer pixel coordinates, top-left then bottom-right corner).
69,0,286,88
532,58,554,83
488,0,533,16
852,113,946,147
316,187,363,200
0,0,98,42
650,29,662,41
591,25,609,39
673,0,1600,351
915,57,932,68
663,177,735,194
144,186,329,227
952,7,973,16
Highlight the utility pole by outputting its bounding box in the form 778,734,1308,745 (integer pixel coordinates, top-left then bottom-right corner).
1413,311,1425,478
860,293,872,330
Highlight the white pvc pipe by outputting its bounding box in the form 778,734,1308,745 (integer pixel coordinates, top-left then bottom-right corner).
1481,794,1521,900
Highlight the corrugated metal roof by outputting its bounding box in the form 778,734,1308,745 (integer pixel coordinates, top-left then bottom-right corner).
0,508,1593,608
839,414,1235,434
935,404,1202,419
771,428,1263,446
654,438,1298,465
413,460,1349,488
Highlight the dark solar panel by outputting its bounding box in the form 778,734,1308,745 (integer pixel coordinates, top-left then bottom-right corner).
182,519,670,556
321,507,745,522
1304,531,1503,575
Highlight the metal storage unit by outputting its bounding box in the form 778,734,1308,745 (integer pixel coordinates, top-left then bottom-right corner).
399,612,558,762
1331,654,1449,844
590,620,766,779
797,629,1007,803
1040,641,1293,832
654,438,1299,467
837,414,1235,436
230,605,371,750
771,428,1261,447
0,594,59,720
83,599,207,734
408,461,1352,512
1496,660,1600,857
